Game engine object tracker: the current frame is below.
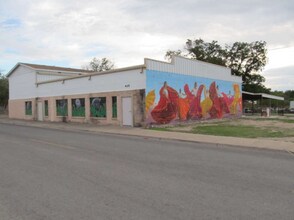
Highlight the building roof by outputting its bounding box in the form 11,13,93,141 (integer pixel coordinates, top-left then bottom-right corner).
22,63,94,73
7,62,94,77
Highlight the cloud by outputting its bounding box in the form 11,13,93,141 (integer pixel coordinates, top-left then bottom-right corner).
264,65,294,91
0,0,294,91
265,46,294,70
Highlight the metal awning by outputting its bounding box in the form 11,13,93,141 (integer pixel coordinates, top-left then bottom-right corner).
242,91,284,101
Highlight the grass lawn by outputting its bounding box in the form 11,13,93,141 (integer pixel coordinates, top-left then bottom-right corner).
150,117,294,139
191,125,285,138
246,117,294,123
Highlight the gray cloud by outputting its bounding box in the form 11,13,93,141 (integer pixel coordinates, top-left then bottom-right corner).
0,0,293,90
264,66,294,91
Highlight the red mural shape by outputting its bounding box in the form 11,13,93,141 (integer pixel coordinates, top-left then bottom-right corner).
209,82,230,118
151,82,179,124
184,84,204,119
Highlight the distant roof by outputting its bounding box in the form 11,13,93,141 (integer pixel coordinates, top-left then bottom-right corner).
242,91,284,101
7,62,94,77
23,63,94,73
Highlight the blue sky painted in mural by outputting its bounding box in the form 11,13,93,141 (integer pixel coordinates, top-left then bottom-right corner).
146,70,240,104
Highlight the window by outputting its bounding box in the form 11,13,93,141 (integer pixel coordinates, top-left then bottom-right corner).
90,97,106,118
44,100,49,116
72,98,85,117
56,99,68,116
112,96,117,118
25,101,32,115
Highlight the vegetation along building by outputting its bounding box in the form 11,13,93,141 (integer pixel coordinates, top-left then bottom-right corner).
7,56,242,126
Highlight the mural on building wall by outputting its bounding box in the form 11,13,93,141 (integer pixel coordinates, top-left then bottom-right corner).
146,70,242,124
25,101,32,115
44,100,49,116
112,96,117,118
56,99,68,116
72,98,85,117
90,97,106,118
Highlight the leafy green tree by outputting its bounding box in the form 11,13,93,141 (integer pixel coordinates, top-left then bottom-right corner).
270,90,294,109
83,57,115,72
165,50,183,61
0,73,9,109
186,39,226,66
224,41,268,92
284,90,294,101
166,38,269,93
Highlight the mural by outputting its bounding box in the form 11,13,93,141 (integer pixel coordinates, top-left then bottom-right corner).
112,96,117,118
72,98,85,117
90,97,106,117
25,101,32,115
44,100,49,116
146,70,242,124
56,99,68,116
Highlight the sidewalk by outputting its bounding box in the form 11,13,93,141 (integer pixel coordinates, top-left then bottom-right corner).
1,115,294,153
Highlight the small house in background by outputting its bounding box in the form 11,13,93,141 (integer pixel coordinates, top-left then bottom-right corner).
7,56,242,126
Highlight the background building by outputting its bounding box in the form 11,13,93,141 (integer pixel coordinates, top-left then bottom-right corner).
8,56,242,126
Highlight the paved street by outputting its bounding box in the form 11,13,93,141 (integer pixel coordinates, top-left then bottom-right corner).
0,123,293,220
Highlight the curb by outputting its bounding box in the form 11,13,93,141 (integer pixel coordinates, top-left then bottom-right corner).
1,118,294,153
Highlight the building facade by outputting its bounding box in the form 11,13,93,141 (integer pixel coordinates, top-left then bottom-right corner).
8,56,242,126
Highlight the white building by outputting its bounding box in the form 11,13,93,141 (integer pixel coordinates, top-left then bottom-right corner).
8,56,242,126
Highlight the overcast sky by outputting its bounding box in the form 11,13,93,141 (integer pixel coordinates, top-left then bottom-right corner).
0,0,293,91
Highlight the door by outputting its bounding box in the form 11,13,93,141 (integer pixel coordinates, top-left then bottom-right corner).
122,97,133,126
37,101,44,121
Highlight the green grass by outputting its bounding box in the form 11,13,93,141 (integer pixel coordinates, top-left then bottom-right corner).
190,125,285,138
150,127,171,132
249,118,294,123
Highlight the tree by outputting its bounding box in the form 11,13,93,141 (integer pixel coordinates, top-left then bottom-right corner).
284,90,294,101
165,50,183,61
186,39,226,66
224,41,268,92
166,38,269,93
0,73,9,109
83,57,115,72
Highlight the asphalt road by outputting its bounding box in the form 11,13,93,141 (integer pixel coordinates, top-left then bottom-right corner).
0,123,293,220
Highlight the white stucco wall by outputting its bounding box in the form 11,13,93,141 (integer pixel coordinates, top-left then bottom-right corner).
9,66,37,100
36,74,74,83
36,68,146,98
9,65,146,100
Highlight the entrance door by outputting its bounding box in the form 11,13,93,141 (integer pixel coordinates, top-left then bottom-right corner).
122,97,133,126
37,101,44,121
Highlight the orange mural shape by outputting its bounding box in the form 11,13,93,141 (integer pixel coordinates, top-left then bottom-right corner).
201,87,213,118
230,84,242,115
145,90,155,112
178,91,190,121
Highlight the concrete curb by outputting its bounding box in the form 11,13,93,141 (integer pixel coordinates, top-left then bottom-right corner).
1,118,294,153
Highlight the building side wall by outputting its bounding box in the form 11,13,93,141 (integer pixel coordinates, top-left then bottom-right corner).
8,89,145,126
36,69,146,98
9,98,36,120
36,74,74,83
9,66,37,100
